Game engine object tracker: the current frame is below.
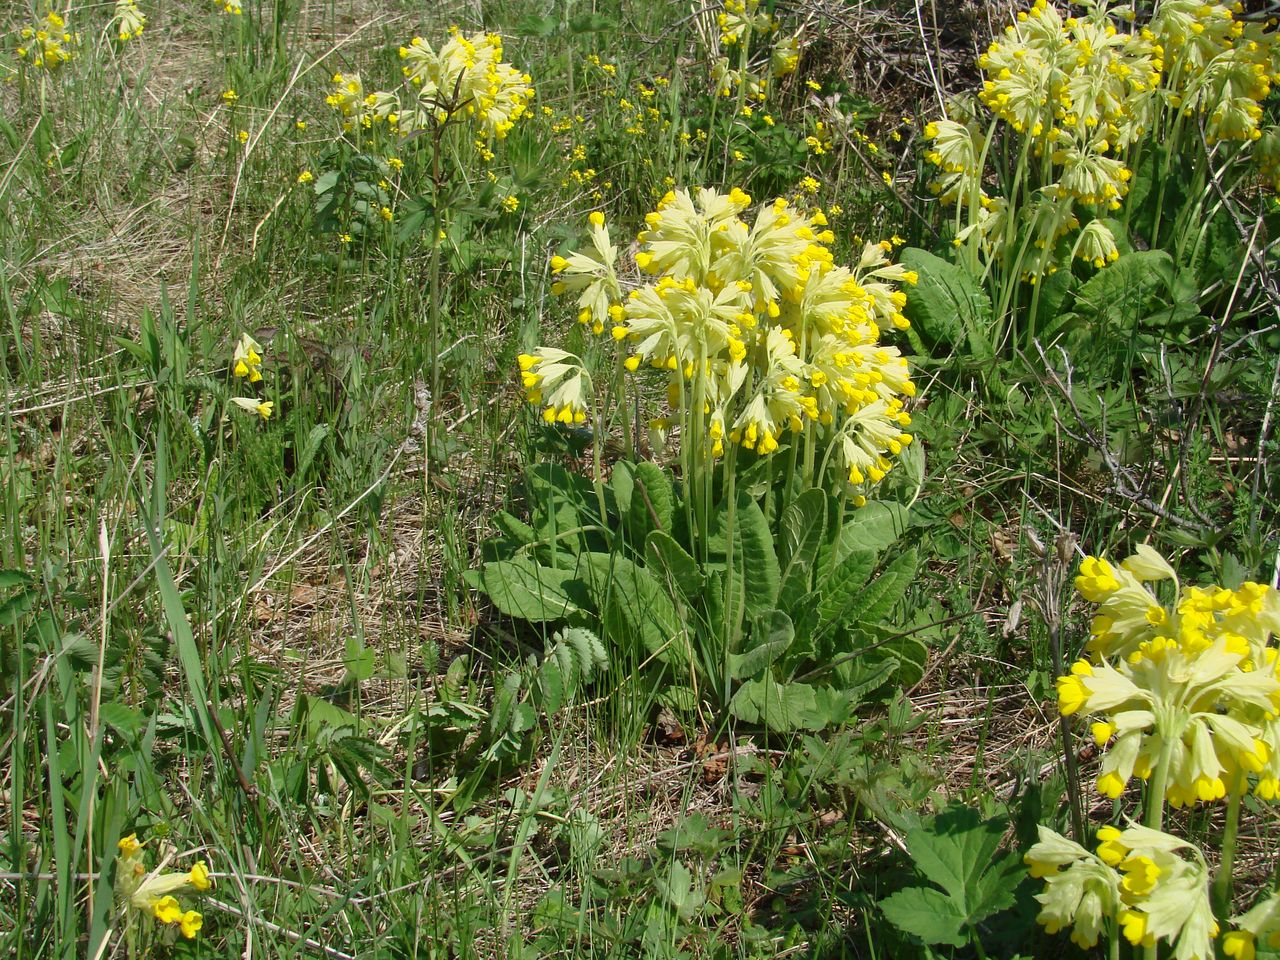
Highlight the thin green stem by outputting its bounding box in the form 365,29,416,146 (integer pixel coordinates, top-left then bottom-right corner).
1145,730,1178,831
1213,775,1245,915
721,449,738,704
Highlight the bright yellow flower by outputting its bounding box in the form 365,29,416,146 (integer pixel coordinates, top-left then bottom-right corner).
187,861,211,892
232,397,274,420
179,910,203,939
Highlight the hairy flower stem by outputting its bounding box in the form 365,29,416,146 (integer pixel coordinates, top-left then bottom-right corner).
613,351,634,461
723,30,751,175
722,454,738,705
1048,604,1085,842
1213,775,1245,915
691,347,709,559
675,366,696,558
426,123,446,464
1143,733,1176,960
1145,734,1177,831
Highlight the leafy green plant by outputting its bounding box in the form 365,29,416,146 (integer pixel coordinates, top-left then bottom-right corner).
470,458,921,731
879,804,1028,952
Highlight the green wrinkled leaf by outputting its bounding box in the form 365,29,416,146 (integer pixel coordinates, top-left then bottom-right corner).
778,489,826,609
1073,250,1174,329
728,610,793,679
818,550,876,626
899,247,994,359
710,492,779,623
0,570,34,590
479,557,583,622
583,554,683,664
626,461,674,543
832,549,917,631
645,530,704,603
728,676,819,731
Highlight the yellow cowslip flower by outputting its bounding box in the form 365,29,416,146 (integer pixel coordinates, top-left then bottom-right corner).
517,348,592,425
1028,823,1215,956
325,72,367,119
1225,892,1280,960
1075,549,1176,661
152,895,182,924
1051,144,1132,206
398,30,534,141
770,34,800,77
214,0,242,13
1061,553,1280,805
549,213,621,334
1023,826,1120,948
16,11,77,69
718,0,773,46
188,861,211,892
1075,219,1120,268
115,834,212,940
231,333,263,382
297,170,313,184
222,88,238,103
232,397,274,420
528,185,917,496
113,0,146,41
236,130,249,144
179,910,203,939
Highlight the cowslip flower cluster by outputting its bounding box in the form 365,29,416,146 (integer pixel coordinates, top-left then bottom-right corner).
323,29,533,151
115,834,211,941
1025,823,1217,958
113,0,145,41
230,333,273,420
1057,545,1280,806
517,348,593,426
1153,0,1277,144
925,0,1280,281
14,11,77,70
400,28,534,140
709,0,803,102
524,189,917,501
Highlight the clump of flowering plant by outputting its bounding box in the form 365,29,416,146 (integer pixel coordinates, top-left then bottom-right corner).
521,187,917,531
1028,546,1280,958
323,28,533,148
920,0,1280,347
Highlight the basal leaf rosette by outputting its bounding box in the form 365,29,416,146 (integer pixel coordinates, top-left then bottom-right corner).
1026,824,1217,959
1060,547,1280,805
527,187,918,504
